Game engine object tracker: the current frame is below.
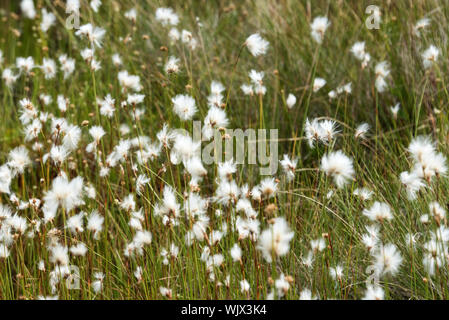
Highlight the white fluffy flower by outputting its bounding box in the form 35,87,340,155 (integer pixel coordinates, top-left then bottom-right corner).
320,151,355,188
422,45,439,69
310,16,330,44
313,77,326,92
428,201,446,222
8,146,31,175
259,177,278,198
66,0,80,13
363,285,384,300
413,18,430,36
87,210,104,240
240,279,250,293
354,123,370,139
172,94,197,120
400,171,425,200
257,217,294,262
371,243,403,277
170,133,200,165
90,0,102,12
16,56,35,74
118,70,142,92
408,135,435,163
67,211,85,234
0,244,10,258
92,272,104,293
245,33,269,57
125,8,137,22
164,56,180,74
155,7,179,26
280,154,297,182
70,243,88,256
362,201,393,223
329,265,344,280
2,68,19,88
42,175,84,222
75,23,106,48
40,8,56,32
42,58,57,79
202,106,229,140
286,93,296,109
390,103,400,119
299,288,317,300
230,243,242,262
353,188,373,201
50,244,69,265
351,41,366,60
21,0,36,19
59,55,76,79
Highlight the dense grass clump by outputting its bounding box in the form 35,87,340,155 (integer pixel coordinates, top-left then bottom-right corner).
1,0,449,300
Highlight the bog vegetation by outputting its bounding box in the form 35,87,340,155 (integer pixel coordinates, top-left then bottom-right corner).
1,0,449,300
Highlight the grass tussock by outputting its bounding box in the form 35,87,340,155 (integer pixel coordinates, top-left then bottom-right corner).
0,0,449,300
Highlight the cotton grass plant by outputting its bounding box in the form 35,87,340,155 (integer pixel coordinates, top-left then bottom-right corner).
0,0,449,300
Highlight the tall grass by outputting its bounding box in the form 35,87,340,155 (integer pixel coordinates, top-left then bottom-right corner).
0,0,449,300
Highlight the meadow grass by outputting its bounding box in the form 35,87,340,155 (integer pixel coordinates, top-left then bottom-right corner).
0,0,449,300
